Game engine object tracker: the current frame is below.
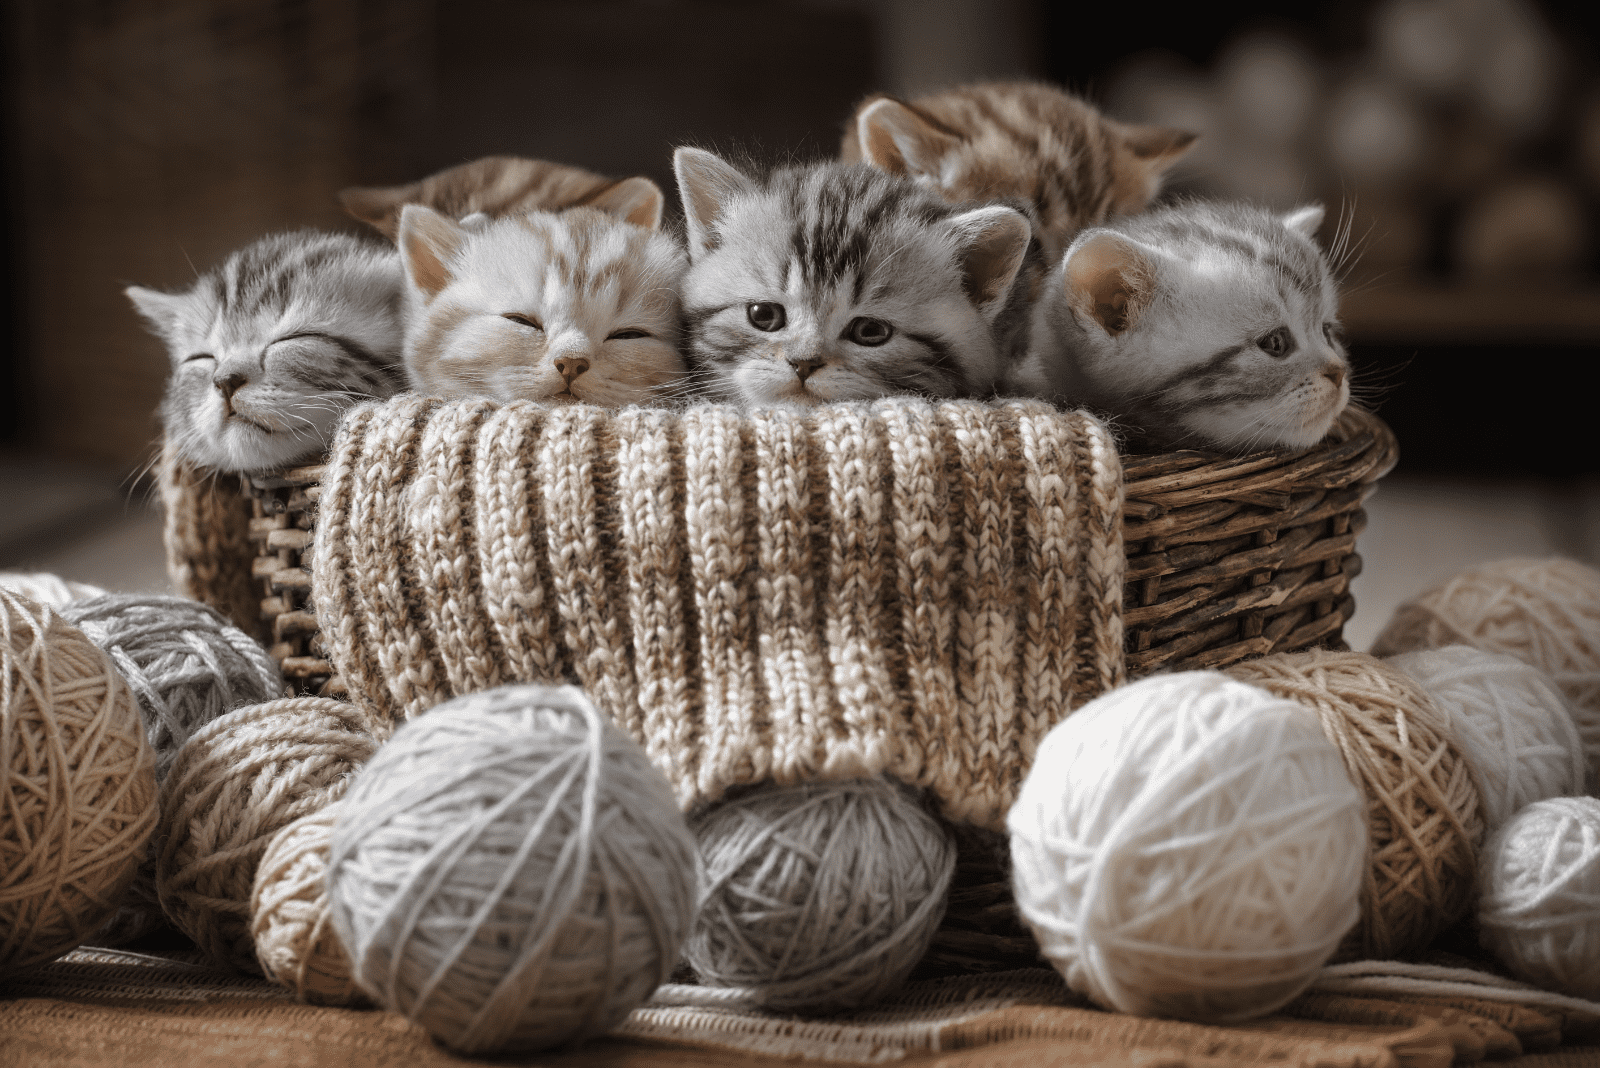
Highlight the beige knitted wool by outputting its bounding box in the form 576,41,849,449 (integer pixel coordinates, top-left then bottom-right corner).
158,442,263,642
313,395,1125,831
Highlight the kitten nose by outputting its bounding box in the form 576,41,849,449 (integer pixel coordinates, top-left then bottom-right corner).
214,372,248,401
789,357,825,383
553,355,590,385
1322,362,1346,387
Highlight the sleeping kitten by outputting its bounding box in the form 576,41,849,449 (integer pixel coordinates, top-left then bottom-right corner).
339,155,663,241
128,230,404,473
397,178,687,406
673,147,1032,410
1012,201,1350,453
841,81,1195,262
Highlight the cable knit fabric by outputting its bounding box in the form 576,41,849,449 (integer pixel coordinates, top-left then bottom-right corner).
312,395,1125,831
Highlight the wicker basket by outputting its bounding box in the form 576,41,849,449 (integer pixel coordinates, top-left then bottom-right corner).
166,402,1397,976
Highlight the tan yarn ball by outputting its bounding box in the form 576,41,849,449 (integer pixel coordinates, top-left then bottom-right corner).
1372,557,1600,764
156,697,375,972
1226,648,1485,960
1,589,157,970
250,803,364,1005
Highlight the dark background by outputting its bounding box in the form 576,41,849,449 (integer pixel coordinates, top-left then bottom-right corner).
3,0,1597,477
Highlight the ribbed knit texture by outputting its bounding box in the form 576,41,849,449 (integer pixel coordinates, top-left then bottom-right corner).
313,395,1125,830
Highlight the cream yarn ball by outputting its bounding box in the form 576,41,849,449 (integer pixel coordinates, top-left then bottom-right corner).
326,684,698,1054
0,571,106,608
1,590,157,970
1008,671,1366,1023
1372,557,1600,769
685,776,956,1014
251,804,365,1005
1388,645,1586,829
1479,796,1600,997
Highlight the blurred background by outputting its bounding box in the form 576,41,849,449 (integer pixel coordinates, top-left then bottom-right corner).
1,0,1596,646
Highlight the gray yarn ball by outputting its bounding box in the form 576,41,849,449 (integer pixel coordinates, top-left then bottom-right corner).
326,684,699,1054
61,593,282,945
686,777,957,1014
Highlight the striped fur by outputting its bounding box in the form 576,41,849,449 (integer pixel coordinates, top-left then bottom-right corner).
842,82,1195,263
1013,201,1350,453
129,230,404,473
398,205,687,407
674,148,1032,410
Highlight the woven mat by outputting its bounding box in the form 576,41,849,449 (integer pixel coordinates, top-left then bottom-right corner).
6,948,1600,1067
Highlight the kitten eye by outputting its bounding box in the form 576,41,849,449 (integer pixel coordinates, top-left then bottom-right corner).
746,302,786,332
607,329,650,341
1258,327,1295,358
503,313,543,330
185,353,214,363
845,317,894,347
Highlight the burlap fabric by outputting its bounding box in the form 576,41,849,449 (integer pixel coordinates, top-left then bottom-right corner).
308,395,1124,830
157,441,263,643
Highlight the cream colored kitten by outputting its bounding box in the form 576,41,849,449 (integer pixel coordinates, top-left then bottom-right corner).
398,182,687,407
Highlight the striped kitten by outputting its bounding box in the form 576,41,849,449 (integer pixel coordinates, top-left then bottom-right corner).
841,82,1195,262
1013,201,1350,453
128,230,404,473
398,181,687,406
674,147,1032,410
339,155,662,241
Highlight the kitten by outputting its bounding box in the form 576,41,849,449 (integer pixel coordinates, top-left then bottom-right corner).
128,230,405,473
397,178,687,406
339,155,662,242
673,147,1032,410
841,81,1196,262
1012,201,1350,453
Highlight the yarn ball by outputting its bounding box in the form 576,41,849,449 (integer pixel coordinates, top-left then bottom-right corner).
0,571,106,608
1,589,157,970
326,684,698,1054
1372,557,1600,767
1388,645,1585,830
686,776,956,1014
1008,671,1365,1023
1227,649,1485,960
251,803,365,1004
155,697,374,972
1478,796,1600,997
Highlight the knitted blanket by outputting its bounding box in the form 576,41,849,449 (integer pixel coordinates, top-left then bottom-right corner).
311,395,1125,830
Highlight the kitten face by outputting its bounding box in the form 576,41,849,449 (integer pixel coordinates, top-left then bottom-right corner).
399,205,687,406
1021,202,1349,453
843,82,1196,262
129,231,405,473
674,149,1030,411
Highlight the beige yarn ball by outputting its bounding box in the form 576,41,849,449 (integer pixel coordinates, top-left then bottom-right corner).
1372,557,1600,768
1388,645,1586,829
156,697,375,972
250,803,365,1005
1227,648,1485,960
1,589,157,970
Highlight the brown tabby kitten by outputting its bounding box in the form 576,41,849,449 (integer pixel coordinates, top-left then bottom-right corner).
841,81,1196,262
339,155,662,241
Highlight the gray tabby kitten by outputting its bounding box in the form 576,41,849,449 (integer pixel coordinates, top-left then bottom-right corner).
128,230,405,473
673,148,1033,409
1011,201,1350,453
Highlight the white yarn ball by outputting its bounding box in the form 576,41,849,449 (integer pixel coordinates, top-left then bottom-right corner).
1008,671,1367,1023
1479,796,1600,997
326,684,699,1054
1388,645,1586,829
0,571,106,608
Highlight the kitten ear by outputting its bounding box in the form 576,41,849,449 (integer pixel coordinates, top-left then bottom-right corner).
856,97,959,182
397,204,466,299
947,206,1032,318
1117,123,1198,171
337,182,418,242
125,285,186,339
673,147,754,258
581,176,665,230
1281,204,1325,241
1061,230,1157,337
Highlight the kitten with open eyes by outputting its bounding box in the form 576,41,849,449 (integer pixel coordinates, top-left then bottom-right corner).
1010,200,1350,453
397,177,687,406
841,81,1196,263
673,147,1033,410
128,230,405,473
339,154,663,241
